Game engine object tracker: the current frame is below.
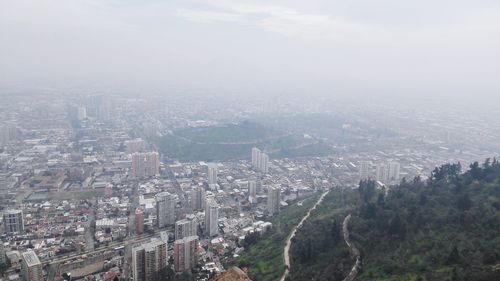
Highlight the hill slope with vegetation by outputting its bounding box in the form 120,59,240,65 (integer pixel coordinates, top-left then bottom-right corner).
288,159,500,281
226,195,319,281
157,121,331,162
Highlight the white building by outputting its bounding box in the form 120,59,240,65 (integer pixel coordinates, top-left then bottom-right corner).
267,186,281,216
251,147,261,168
156,192,175,228
204,198,219,237
175,217,198,240
359,161,371,180
260,153,269,173
248,180,257,201
207,163,218,185
190,186,205,211
376,163,389,184
389,161,401,183
251,147,269,173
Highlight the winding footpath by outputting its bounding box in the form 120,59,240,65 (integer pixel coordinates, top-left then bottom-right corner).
342,214,362,281
279,190,330,281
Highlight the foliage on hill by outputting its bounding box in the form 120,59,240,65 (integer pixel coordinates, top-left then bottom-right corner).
287,189,355,281
172,121,276,144
228,195,319,281
157,121,326,162
288,159,500,281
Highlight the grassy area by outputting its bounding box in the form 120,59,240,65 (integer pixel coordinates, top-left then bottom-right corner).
231,195,320,281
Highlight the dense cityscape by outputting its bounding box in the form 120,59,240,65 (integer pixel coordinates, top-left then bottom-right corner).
1,1,500,280
0,92,498,281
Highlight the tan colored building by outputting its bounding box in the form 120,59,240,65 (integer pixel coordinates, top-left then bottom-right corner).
132,236,168,281
173,236,199,272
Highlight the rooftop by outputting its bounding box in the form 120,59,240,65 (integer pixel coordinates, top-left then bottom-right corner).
22,251,41,267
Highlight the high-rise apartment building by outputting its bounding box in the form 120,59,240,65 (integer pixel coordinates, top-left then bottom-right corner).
207,163,218,185
267,186,281,216
376,163,389,184
248,181,257,199
173,236,199,272
251,147,261,168
175,217,198,240
251,148,269,173
0,122,17,145
359,161,371,180
388,161,401,183
260,153,269,173
85,94,110,121
156,192,175,228
125,138,146,154
21,250,43,281
135,208,145,235
3,210,24,234
132,233,169,281
204,198,219,237
131,152,160,178
190,186,205,211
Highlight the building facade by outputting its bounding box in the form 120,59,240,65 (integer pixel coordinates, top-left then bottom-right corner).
190,186,205,211
132,235,168,281
135,208,145,235
251,148,269,173
3,210,24,234
21,251,43,281
125,138,145,154
204,198,219,237
131,152,160,178
207,163,218,185
156,192,175,228
175,217,198,240
173,236,199,272
359,161,372,180
267,186,281,216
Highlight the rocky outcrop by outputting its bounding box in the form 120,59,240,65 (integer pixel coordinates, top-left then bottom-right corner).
211,267,252,281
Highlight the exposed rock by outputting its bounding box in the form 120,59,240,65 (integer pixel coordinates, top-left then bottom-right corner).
211,267,252,281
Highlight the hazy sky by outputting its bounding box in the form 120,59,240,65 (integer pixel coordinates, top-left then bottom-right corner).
1,0,499,97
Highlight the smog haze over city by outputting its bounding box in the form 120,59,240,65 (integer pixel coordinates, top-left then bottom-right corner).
0,1,499,281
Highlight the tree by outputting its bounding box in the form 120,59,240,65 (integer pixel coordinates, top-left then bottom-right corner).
457,194,472,211
470,162,482,180
358,180,376,203
447,246,461,265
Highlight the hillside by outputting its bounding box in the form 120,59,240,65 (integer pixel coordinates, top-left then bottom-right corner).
157,121,331,162
227,195,320,281
288,159,500,281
